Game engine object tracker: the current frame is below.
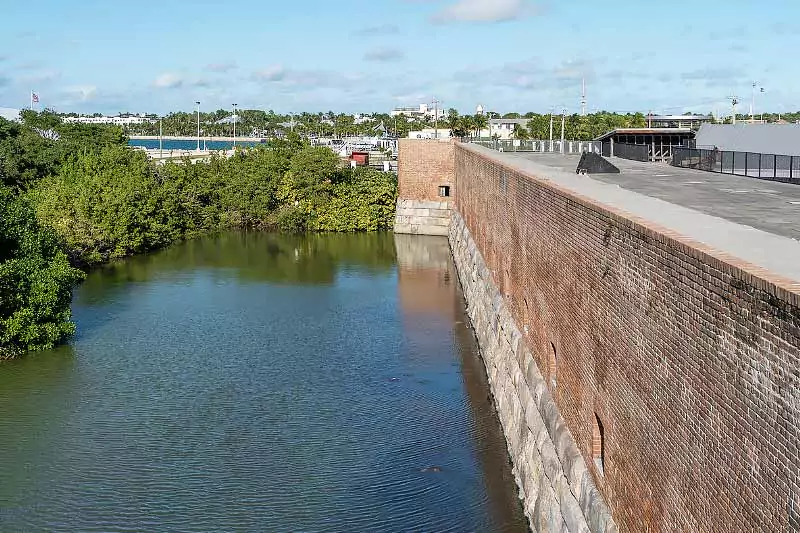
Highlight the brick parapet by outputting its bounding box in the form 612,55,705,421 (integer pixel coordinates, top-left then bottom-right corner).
452,142,800,532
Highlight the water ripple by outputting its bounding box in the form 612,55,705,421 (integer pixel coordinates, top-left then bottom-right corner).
0,233,527,533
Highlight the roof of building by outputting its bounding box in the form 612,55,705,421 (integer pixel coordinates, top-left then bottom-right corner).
648,115,712,121
489,118,530,125
594,128,693,141
694,123,800,156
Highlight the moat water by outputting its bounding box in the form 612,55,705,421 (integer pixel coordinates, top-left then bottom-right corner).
0,232,527,532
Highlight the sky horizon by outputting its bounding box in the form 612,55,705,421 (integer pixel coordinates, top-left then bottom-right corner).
1,0,798,117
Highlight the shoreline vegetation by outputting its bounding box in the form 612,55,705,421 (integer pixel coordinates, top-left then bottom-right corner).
0,110,397,359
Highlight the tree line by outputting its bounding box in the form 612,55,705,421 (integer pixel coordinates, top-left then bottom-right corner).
0,111,397,359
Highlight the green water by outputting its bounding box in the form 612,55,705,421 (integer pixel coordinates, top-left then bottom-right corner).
0,232,527,532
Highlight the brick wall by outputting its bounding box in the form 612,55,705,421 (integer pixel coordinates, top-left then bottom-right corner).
397,139,455,203
453,143,800,532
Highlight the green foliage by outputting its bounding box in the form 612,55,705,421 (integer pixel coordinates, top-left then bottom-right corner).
0,187,83,358
1,116,398,357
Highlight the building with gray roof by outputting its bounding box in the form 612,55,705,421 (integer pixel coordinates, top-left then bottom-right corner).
694,123,800,156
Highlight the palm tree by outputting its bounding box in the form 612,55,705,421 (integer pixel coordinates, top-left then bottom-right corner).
473,114,488,139
512,123,529,140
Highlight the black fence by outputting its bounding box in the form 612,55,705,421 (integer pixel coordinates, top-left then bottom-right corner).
606,142,649,162
673,147,800,184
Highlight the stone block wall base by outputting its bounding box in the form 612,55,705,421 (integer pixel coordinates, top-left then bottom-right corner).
393,198,452,236
449,210,618,533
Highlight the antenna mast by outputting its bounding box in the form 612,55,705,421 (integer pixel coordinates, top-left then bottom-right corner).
581,78,587,116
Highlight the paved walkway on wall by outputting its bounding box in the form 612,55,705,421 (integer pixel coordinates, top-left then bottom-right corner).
475,146,800,284
510,152,800,242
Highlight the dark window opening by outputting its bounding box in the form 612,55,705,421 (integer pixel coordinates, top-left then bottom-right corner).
439,185,451,197
593,414,605,475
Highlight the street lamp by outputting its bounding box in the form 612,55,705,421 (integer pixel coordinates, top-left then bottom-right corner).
233,103,238,149
195,101,201,151
159,116,163,159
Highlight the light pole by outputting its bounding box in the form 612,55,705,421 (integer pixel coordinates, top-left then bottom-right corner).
432,97,439,139
159,116,163,159
233,103,238,149
560,109,566,154
195,101,201,151
549,108,554,151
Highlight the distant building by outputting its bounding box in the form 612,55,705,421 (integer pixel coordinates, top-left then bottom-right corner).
63,113,154,126
0,107,21,122
407,128,451,139
391,104,446,121
646,114,712,129
595,128,695,162
475,118,530,140
694,123,800,156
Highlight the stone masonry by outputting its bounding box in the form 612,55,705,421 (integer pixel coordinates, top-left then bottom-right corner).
394,139,454,236
450,211,618,533
453,143,800,532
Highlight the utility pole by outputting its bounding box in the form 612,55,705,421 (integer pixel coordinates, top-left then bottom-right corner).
195,101,201,151
549,108,554,151
159,117,163,159
431,98,440,139
560,109,566,154
581,78,587,116
232,103,238,149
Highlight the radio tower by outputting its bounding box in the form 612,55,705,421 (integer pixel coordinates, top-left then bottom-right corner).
581,78,587,116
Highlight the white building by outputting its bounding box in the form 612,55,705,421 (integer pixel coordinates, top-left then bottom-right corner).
476,118,531,140
0,107,21,122
63,114,155,126
391,104,446,121
407,128,451,139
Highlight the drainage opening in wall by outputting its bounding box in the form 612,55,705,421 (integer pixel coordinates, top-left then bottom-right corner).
549,341,557,389
439,185,451,197
593,414,605,476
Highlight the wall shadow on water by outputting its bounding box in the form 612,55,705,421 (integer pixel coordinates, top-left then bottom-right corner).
394,234,528,532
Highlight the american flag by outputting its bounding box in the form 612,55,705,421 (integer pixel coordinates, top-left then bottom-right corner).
31,92,39,103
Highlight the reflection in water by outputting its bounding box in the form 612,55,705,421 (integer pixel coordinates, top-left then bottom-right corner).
0,232,527,533
395,234,527,531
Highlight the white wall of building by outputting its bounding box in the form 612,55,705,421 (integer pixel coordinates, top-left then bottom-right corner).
391,103,446,120
0,107,21,122
407,128,451,139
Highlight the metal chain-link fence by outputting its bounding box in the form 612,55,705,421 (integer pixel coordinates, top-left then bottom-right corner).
470,139,601,155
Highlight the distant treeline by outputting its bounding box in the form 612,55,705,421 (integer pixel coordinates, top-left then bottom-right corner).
0,110,396,359
57,108,800,141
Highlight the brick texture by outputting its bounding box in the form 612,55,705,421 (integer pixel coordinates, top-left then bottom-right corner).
452,143,800,532
397,139,455,203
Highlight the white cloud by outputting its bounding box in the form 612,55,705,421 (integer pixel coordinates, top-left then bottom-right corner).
153,73,183,89
364,47,405,62
253,65,287,83
63,85,97,102
353,23,400,36
18,69,61,84
206,62,237,73
432,0,538,23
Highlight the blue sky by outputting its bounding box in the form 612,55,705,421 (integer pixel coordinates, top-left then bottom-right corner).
1,0,798,116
